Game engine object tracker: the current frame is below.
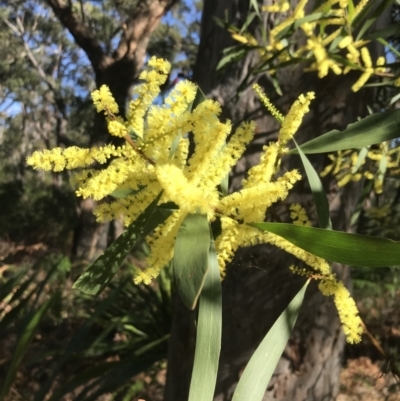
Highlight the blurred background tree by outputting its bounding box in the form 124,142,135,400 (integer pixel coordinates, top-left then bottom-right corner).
0,0,200,260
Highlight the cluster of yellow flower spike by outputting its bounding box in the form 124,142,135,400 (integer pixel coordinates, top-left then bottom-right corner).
288,204,362,343
320,143,400,194
232,0,396,92
27,56,362,343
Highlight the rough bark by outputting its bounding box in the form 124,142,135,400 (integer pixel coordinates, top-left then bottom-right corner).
165,1,388,400
45,0,179,259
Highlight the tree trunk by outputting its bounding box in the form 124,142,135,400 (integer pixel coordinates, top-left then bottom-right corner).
165,1,388,400
46,0,179,260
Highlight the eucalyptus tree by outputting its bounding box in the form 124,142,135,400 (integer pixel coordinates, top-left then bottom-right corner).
0,0,202,257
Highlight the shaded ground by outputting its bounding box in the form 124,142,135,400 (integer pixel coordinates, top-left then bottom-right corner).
338,357,399,401
1,243,399,400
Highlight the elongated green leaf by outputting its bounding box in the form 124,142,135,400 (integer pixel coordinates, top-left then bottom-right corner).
350,180,373,226
174,213,211,309
232,282,308,401
364,23,400,40
188,239,222,401
73,193,171,295
377,37,400,59
0,295,55,400
216,48,247,70
294,139,331,229
289,109,400,154
294,12,325,29
240,11,257,33
354,0,394,39
249,0,260,18
251,223,400,267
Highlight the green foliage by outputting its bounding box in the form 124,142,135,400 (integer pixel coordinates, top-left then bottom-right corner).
0,256,173,401
188,239,221,401
289,109,400,154
174,213,211,310
3,0,400,399
293,139,332,229
252,222,400,267
0,178,77,246
232,282,308,401
73,193,172,295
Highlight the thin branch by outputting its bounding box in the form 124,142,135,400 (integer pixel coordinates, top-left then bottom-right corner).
1,15,57,91
112,0,179,62
45,0,106,70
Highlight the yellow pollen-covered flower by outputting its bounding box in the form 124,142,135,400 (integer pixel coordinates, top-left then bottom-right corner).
156,164,219,215
262,0,290,13
290,203,312,226
279,92,315,146
319,277,363,343
91,85,119,114
147,56,171,74
253,84,284,123
108,118,128,138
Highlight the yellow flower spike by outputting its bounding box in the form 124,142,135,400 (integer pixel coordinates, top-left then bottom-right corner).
219,169,301,222
26,144,123,172
165,80,197,115
243,143,280,188
156,164,218,215
321,28,342,47
293,0,308,19
204,121,256,191
319,278,363,343
91,85,119,114
375,56,386,74
26,148,64,171
135,210,185,284
351,0,370,23
278,92,315,146
306,36,339,78
290,203,312,226
107,118,128,138
360,47,372,68
351,70,373,92
147,56,171,74
262,0,290,13
126,59,170,138
231,32,258,46
253,84,284,123
215,216,242,275
338,35,353,49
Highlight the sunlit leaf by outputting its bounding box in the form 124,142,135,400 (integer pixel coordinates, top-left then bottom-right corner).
251,223,400,267
73,193,172,295
289,109,400,154
293,139,331,229
174,213,211,309
188,239,222,401
232,282,308,401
